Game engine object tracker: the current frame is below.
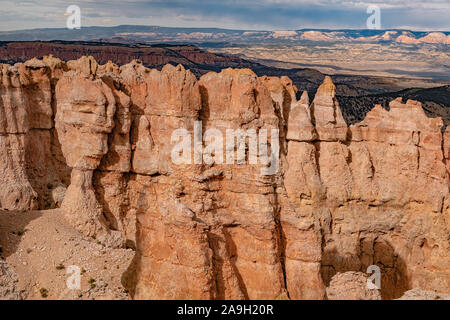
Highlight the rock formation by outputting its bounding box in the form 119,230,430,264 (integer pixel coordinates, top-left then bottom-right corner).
326,271,381,300
0,259,21,300
396,288,450,300
0,60,69,211
0,56,449,300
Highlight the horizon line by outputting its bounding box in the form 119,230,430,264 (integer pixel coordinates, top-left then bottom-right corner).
1,24,449,34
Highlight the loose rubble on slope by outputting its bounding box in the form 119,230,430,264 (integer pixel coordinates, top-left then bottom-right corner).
0,55,448,300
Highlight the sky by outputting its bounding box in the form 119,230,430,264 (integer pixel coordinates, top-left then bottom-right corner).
0,0,449,32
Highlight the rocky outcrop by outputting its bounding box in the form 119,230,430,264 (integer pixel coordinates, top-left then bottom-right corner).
311,76,347,141
326,272,381,300
0,56,449,300
0,42,254,78
397,288,450,300
0,60,69,211
0,259,21,300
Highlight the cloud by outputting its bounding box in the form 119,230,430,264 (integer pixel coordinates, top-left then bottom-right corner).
0,0,448,31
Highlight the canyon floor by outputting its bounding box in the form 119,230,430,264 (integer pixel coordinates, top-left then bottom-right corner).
0,209,134,300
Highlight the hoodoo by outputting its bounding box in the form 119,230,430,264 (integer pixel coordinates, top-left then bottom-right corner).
0,56,448,300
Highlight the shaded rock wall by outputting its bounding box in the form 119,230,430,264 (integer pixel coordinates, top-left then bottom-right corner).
0,59,69,211
0,56,449,299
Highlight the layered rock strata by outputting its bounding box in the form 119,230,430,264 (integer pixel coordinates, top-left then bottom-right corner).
0,259,21,300
0,56,448,299
0,59,69,211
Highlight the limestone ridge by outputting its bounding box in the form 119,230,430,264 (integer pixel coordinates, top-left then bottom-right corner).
0,56,449,299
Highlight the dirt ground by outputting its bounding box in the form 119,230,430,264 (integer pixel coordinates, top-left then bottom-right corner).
0,209,135,300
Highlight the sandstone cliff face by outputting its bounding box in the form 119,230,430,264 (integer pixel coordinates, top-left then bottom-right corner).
0,56,449,299
0,59,69,211
326,271,381,300
0,42,253,79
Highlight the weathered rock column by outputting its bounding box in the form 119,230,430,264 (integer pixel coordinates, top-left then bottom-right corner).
55,66,123,247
